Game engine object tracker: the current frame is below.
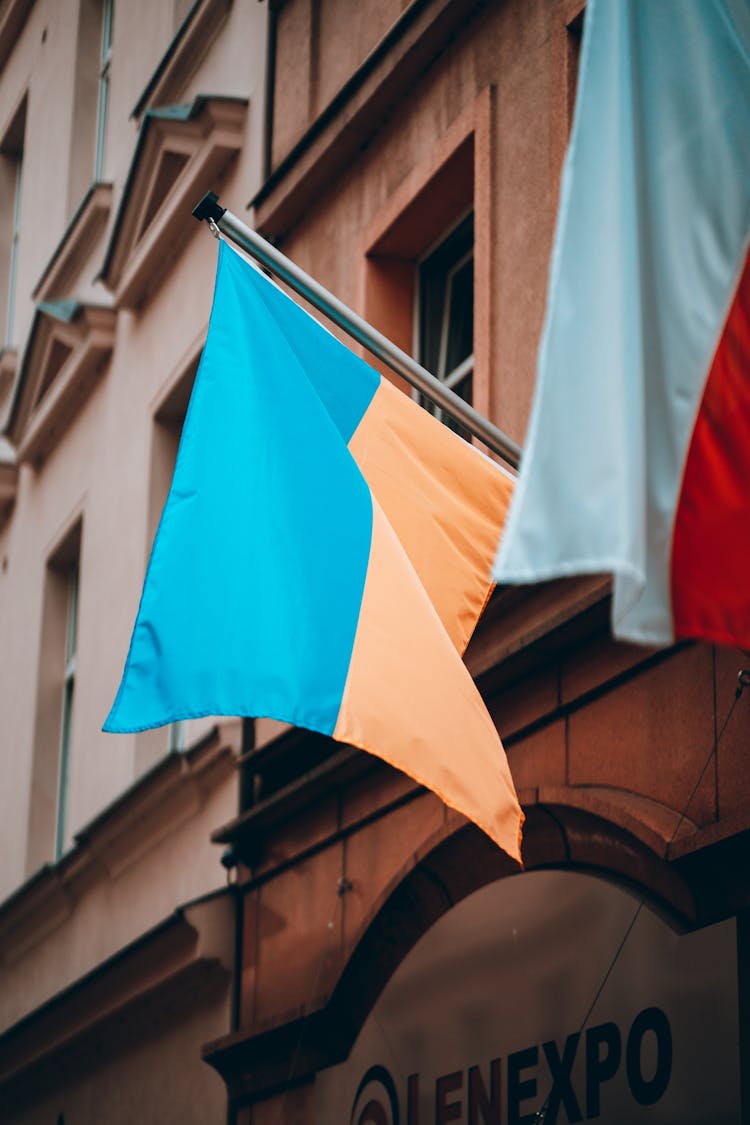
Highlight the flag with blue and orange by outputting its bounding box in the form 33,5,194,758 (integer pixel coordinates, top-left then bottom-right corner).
105,241,522,862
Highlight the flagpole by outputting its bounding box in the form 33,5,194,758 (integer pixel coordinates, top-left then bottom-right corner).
193,192,521,470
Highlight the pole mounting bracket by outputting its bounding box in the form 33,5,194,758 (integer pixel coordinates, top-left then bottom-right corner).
192,191,226,225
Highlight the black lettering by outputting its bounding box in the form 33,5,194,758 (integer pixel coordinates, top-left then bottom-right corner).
542,1034,582,1124
435,1071,462,1124
626,1007,672,1106
408,1074,420,1125
507,1046,538,1125
585,1022,621,1118
468,1060,501,1124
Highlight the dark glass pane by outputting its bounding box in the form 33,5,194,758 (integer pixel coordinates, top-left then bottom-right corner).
445,372,473,442
419,213,474,376
445,258,473,374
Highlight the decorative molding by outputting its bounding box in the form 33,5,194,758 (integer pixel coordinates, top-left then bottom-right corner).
0,862,77,968
0,891,233,1102
0,0,34,72
131,0,234,120
212,742,374,861
9,300,116,467
101,96,247,310
0,722,241,966
78,722,240,880
33,182,113,303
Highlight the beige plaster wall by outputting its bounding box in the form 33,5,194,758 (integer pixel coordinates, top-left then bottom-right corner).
0,0,266,899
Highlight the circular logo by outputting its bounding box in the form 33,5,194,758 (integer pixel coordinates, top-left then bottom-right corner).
349,1064,400,1125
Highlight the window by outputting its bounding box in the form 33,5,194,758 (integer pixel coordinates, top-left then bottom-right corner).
360,92,492,424
148,352,198,547
135,353,198,774
0,96,26,349
5,154,22,347
417,213,474,439
26,521,82,872
67,0,114,210
94,0,113,182
56,560,79,859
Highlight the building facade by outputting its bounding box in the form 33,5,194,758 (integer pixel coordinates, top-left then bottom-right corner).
0,0,266,1120
202,2,750,1122
1,1,749,1124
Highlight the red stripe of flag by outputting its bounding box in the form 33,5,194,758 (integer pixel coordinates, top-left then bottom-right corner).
672,248,750,648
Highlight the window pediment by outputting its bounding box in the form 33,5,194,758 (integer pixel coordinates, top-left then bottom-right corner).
9,300,116,466
101,95,247,310
33,182,113,303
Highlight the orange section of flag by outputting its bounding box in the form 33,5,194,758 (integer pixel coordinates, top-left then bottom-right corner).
334,499,523,862
349,377,514,655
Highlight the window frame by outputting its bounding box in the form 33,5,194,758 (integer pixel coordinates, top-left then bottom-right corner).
0,94,26,349
27,516,83,873
55,560,79,860
415,209,475,436
93,0,113,182
135,344,203,775
5,152,22,346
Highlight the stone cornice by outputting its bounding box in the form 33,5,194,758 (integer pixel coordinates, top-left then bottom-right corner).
466,574,612,689
0,889,234,1104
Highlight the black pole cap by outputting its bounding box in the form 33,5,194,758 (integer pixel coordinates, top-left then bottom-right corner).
192,191,226,224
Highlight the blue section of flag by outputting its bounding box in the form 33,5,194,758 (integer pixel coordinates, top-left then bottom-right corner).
241,248,380,444
104,241,373,734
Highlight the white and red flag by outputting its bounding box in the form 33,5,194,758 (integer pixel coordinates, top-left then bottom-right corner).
494,0,750,648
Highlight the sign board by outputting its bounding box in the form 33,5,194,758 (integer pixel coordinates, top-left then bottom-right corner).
316,869,739,1123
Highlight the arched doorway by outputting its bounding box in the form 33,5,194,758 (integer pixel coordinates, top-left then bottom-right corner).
318,864,739,1123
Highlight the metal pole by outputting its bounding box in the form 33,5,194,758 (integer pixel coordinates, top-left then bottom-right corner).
193,193,521,470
